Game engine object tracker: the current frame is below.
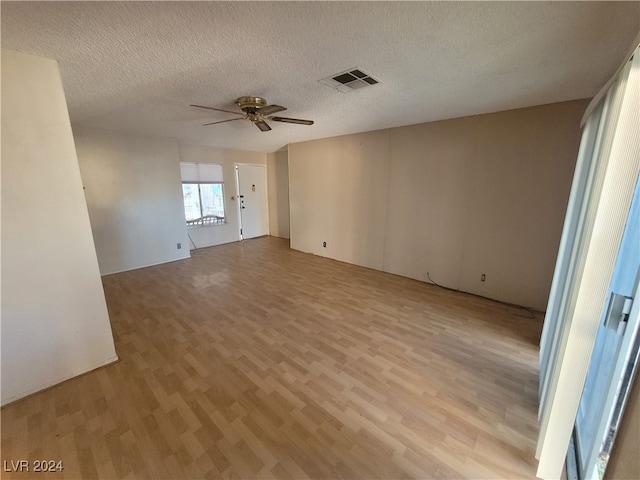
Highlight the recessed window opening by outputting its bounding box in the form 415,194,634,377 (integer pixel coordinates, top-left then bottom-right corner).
180,163,226,227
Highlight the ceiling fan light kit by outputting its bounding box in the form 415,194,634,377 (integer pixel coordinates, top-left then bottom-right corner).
190,97,314,132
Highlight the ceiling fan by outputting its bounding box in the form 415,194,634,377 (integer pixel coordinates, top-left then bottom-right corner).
190,96,314,132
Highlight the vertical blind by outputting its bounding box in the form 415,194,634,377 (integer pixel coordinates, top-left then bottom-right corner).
536,45,640,479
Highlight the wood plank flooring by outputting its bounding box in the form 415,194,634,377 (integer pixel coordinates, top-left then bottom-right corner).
1,237,544,479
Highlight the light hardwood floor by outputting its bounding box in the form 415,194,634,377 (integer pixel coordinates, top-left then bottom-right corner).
1,237,544,479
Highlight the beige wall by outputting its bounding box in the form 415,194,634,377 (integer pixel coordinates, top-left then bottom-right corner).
267,147,290,239
289,100,588,309
289,130,391,271
1,50,117,405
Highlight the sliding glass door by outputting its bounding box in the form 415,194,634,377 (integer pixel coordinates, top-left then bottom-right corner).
536,44,639,479
575,175,640,480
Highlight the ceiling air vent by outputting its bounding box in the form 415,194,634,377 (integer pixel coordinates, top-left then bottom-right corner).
319,68,381,93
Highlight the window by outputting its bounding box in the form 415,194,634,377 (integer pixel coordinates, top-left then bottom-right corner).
180,163,226,227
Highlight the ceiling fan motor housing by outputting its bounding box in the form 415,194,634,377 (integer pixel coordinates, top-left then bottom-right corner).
236,96,268,113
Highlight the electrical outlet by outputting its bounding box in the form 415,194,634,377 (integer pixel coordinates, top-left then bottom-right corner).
323,241,327,248
177,243,182,249
481,273,486,282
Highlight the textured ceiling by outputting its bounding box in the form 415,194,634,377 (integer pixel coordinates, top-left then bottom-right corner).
2,1,638,152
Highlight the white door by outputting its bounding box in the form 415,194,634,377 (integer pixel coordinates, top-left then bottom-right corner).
236,164,268,239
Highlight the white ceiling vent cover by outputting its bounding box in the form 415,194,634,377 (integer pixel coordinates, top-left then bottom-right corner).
319,68,381,93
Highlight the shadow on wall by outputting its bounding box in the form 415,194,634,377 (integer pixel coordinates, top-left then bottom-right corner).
267,148,291,239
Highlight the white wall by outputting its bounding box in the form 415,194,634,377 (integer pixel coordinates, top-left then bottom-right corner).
178,144,267,249
74,129,190,275
267,147,290,239
73,132,267,271
1,50,118,405
289,100,588,310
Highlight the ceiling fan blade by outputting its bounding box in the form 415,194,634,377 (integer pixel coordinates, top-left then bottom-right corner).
270,116,314,126
202,117,245,126
258,104,287,116
254,120,272,132
190,104,243,116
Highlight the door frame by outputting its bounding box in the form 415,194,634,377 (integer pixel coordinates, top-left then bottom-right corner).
234,163,269,240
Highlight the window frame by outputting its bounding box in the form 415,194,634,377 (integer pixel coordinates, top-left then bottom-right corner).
182,181,226,228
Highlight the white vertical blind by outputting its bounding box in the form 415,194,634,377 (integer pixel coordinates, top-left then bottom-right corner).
536,49,640,479
538,101,604,415
539,70,626,418
581,30,640,127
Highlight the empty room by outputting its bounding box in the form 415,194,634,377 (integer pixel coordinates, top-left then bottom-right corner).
2,2,639,479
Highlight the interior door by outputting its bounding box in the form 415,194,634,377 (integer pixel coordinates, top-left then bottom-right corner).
236,164,268,239
575,174,640,480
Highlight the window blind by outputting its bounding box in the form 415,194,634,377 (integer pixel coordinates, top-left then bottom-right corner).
180,162,223,183
536,47,640,479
